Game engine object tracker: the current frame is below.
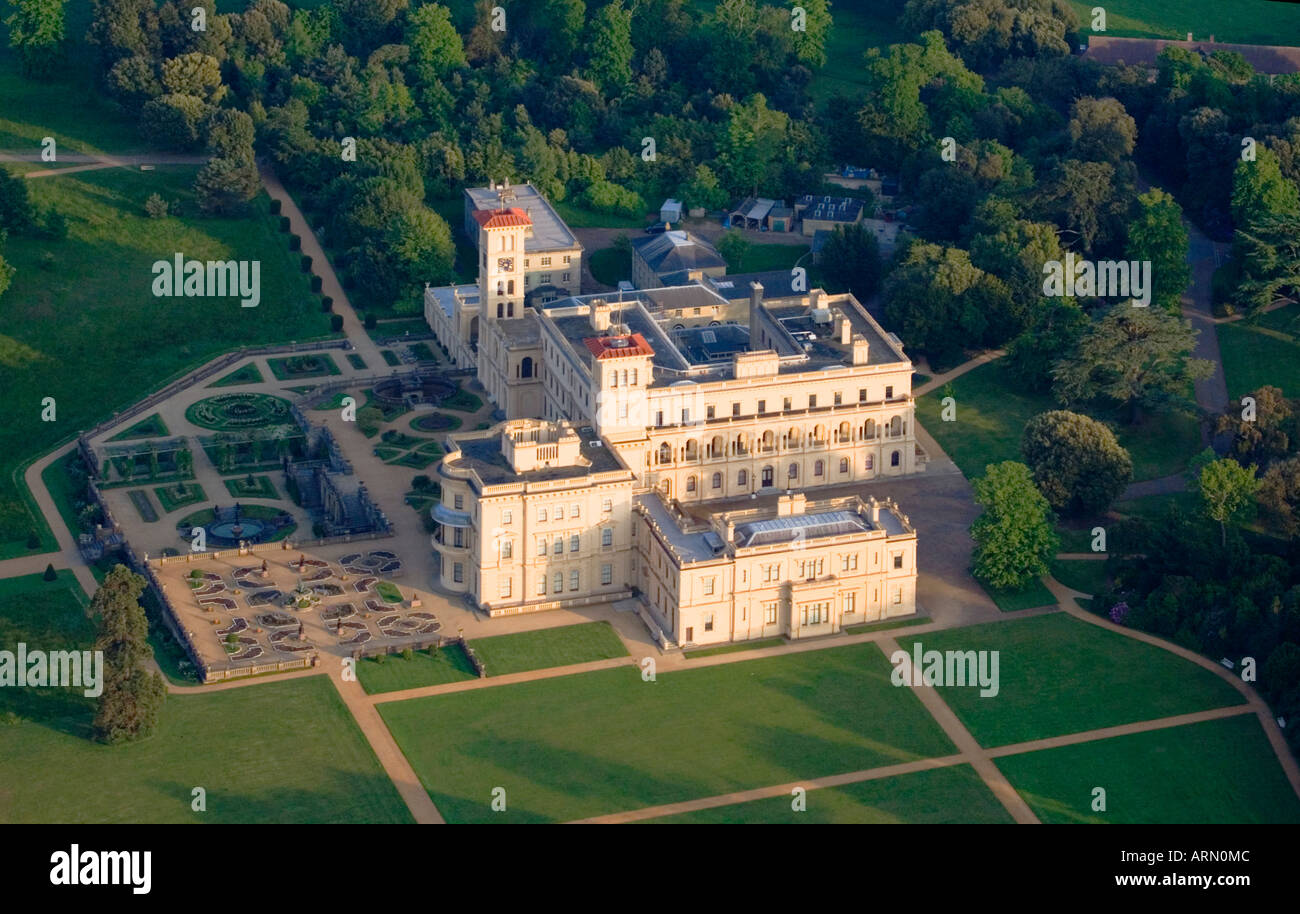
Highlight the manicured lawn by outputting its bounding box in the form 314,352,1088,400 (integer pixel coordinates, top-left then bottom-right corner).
917,361,1199,482
369,318,433,341
0,1,145,155
1218,317,1300,399
379,641,957,822
266,353,342,380
347,353,366,369
442,388,483,413
381,349,401,366
998,713,1300,823
375,581,405,604
107,413,169,441
153,481,206,514
1049,558,1108,596
357,643,479,695
843,615,930,635
897,613,1246,748
684,638,784,658
589,246,632,286
471,622,629,676
223,475,278,500
982,577,1057,612
127,489,159,522
1068,0,1300,45
207,362,264,388
553,200,648,229
0,570,409,822
728,242,810,273
1056,524,1098,554
0,165,331,556
643,764,1013,824
0,674,413,823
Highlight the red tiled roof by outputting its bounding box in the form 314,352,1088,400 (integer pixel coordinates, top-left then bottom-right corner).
472,207,532,228
583,333,655,360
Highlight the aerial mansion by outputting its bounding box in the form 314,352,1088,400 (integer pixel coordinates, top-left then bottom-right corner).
425,183,922,649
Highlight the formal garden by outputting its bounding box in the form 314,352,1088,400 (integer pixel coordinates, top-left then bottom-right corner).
185,393,295,431
266,353,342,381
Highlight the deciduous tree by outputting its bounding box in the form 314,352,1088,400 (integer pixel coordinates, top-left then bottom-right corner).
971,460,1059,591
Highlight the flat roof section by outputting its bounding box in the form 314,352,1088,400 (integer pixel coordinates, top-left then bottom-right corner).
448,428,623,487
465,184,580,252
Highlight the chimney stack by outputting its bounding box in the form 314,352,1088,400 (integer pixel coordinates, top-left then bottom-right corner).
840,315,851,345
851,334,870,366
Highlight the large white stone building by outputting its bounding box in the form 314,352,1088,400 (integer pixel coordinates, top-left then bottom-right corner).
424,183,924,648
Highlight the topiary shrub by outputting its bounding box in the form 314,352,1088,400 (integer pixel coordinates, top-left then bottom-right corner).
26,531,40,550
269,198,282,215
320,296,333,312
363,313,377,329
300,255,312,273
279,215,290,232
289,234,301,251
311,274,322,292
42,563,57,582
330,314,344,332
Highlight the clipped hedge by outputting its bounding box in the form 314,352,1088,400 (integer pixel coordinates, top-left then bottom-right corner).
270,198,282,215
311,274,322,292
289,234,301,251
300,254,313,273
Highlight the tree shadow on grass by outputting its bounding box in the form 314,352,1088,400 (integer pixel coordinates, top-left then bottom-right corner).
433,736,703,823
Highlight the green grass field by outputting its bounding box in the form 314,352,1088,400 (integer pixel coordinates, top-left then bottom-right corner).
1050,558,1108,596
589,247,632,286
470,622,629,677
357,643,479,695
0,571,410,822
843,615,930,634
643,764,1014,824
107,413,169,441
726,242,811,273
917,361,1200,483
1219,311,1300,399
684,637,784,658
1070,0,1300,46
982,577,1058,612
154,481,206,514
379,642,956,822
998,713,1300,823
0,167,331,557
897,613,1245,748
208,362,265,388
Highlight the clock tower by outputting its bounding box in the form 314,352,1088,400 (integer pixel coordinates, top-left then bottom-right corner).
473,189,530,322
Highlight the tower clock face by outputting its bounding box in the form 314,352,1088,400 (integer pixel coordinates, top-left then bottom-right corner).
497,257,514,273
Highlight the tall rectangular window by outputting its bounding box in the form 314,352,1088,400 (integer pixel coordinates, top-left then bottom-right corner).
453,563,463,583
499,578,512,598
570,570,580,591
570,534,580,553
601,564,613,585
